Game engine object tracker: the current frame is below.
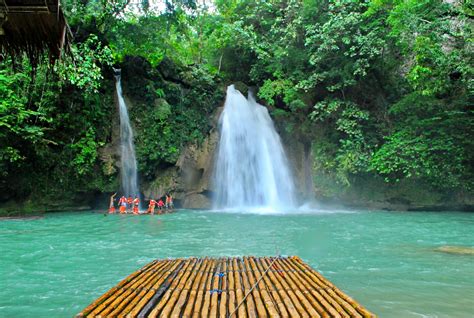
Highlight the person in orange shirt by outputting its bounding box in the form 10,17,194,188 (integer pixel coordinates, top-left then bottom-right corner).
133,196,140,214
118,196,127,214
148,199,157,215
108,192,117,213
127,196,133,213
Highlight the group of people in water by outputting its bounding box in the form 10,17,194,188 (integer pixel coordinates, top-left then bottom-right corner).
108,192,174,215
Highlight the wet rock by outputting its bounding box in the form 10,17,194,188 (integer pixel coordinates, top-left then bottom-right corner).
435,246,474,255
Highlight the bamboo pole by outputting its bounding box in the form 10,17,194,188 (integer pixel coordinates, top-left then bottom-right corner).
182,258,212,317
148,259,195,317
273,258,323,318
104,260,177,317
228,257,237,318
159,258,198,317
170,258,205,317
281,258,348,318
77,260,158,317
123,260,184,317
291,257,375,318
278,258,332,318
253,257,288,318
245,257,272,317
209,258,224,318
281,258,345,318
200,259,217,317
128,262,179,317
88,260,169,317
238,257,257,318
191,258,214,317
234,258,247,318
260,257,301,318
219,258,229,318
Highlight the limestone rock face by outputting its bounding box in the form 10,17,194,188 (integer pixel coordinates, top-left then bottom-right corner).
142,108,222,209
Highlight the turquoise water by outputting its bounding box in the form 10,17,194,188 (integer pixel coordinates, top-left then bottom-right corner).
0,210,473,317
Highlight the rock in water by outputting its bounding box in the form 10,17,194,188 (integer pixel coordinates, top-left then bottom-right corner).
435,246,474,255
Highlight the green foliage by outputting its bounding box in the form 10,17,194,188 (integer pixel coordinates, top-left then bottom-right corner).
128,63,223,179
56,35,113,94
371,93,473,189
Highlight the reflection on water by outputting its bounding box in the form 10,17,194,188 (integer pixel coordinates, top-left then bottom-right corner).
0,210,473,317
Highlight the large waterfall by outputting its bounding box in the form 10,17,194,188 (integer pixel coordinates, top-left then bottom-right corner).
115,72,139,198
213,85,296,211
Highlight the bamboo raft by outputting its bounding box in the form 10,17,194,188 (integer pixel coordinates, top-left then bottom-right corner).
77,256,376,318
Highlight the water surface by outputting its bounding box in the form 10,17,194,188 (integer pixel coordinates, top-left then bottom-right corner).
0,210,473,317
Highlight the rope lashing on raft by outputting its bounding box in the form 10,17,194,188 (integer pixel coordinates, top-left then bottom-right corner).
228,256,280,318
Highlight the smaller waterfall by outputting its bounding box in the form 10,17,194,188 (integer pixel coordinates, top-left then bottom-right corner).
115,71,139,198
213,85,296,212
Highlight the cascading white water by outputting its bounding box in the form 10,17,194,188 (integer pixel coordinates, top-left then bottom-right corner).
213,85,296,211
115,72,139,198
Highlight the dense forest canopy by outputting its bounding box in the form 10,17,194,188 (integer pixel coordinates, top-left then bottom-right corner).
1,0,472,212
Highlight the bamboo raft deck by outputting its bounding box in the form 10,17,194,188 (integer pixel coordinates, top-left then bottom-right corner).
77,256,376,318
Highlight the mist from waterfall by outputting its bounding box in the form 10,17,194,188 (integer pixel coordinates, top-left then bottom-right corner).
115,73,139,198
213,85,296,212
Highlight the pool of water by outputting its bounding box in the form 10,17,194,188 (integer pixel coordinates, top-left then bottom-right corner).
0,210,473,317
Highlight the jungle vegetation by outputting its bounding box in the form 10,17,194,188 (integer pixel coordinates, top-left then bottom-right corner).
1,0,472,212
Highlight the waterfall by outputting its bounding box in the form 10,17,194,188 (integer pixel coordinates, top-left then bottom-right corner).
115,72,139,198
213,85,296,212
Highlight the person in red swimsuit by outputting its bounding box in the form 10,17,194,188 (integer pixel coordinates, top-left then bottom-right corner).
157,198,164,213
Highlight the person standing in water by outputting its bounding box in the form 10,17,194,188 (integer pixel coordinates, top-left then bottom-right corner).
148,199,157,214
127,196,133,213
119,196,127,214
165,194,170,210
169,193,174,210
133,196,140,214
157,198,164,213
108,192,117,213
